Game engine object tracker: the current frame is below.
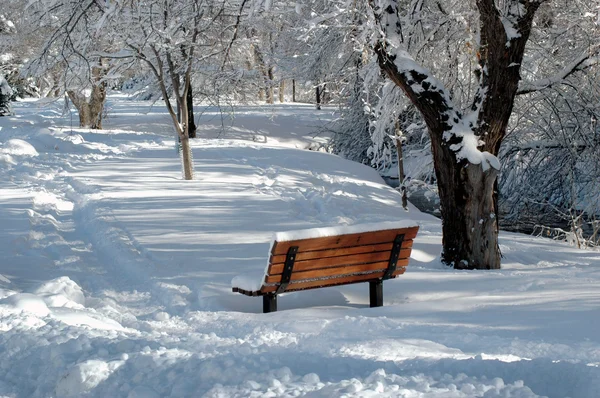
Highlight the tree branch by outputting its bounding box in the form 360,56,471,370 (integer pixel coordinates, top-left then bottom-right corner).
517,48,600,95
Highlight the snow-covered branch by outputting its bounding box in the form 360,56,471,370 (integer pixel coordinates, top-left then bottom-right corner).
517,46,600,95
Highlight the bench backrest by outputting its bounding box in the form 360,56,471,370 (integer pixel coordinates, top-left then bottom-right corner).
259,226,419,295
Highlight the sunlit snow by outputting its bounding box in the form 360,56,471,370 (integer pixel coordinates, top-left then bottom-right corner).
0,96,599,397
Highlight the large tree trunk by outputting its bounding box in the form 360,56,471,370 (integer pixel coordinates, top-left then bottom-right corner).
433,146,500,269
66,65,107,129
370,0,541,270
67,84,106,129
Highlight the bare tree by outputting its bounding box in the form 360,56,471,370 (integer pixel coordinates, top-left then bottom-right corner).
120,0,248,180
25,0,122,129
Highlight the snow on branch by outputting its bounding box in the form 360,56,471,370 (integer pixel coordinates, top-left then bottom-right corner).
517,46,600,95
371,0,500,171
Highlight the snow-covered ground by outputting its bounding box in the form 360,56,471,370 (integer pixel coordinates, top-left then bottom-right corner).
1,96,599,398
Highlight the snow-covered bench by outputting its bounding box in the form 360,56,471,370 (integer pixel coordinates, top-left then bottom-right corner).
231,221,419,313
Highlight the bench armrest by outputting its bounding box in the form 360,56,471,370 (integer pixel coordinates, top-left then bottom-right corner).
231,269,266,293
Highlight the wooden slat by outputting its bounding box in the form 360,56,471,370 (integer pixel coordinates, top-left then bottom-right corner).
268,254,410,279
265,260,411,283
269,240,414,264
260,268,407,294
271,227,419,256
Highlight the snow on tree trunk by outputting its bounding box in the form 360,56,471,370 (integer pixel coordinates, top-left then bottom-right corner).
0,76,14,116
370,0,542,270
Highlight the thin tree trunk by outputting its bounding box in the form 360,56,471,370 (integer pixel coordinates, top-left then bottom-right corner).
178,70,194,180
315,85,321,110
180,135,193,180
292,79,296,102
266,67,274,104
148,45,194,181
252,44,272,104
186,81,196,138
395,120,408,210
279,80,285,103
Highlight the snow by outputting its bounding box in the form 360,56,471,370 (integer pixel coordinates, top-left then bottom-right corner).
55,358,126,397
0,293,51,316
387,44,501,171
273,220,418,242
502,2,525,46
2,139,38,156
0,53,13,64
0,96,599,397
501,16,521,45
33,276,86,308
446,121,501,171
231,272,265,292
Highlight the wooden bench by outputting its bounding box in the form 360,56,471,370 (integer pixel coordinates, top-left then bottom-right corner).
232,222,419,313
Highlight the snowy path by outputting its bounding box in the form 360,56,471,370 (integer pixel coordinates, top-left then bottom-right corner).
1,98,600,397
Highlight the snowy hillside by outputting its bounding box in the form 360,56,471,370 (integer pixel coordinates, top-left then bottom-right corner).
1,97,600,398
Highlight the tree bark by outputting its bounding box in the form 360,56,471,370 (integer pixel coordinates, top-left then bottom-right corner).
66,64,107,129
180,135,193,180
370,0,542,269
292,79,296,102
266,67,274,104
395,120,408,210
186,81,196,138
315,84,321,110
252,44,273,104
67,83,106,129
373,48,502,269
435,153,499,269
279,80,285,103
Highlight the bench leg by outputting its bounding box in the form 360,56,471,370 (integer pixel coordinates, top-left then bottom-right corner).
263,294,277,313
369,280,383,307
